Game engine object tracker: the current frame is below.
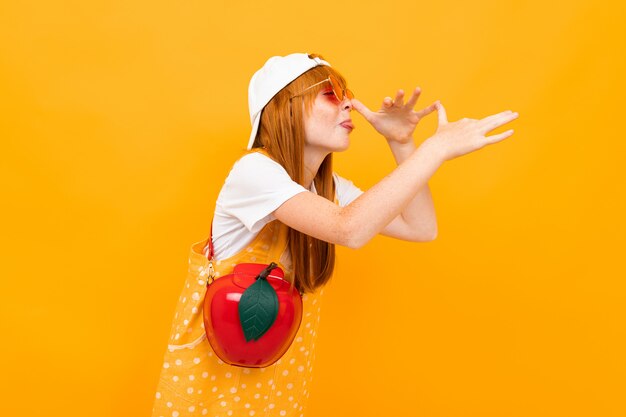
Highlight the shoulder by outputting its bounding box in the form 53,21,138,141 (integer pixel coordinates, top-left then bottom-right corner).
227,151,289,180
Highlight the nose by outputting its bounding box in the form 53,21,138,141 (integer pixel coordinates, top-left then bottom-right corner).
342,97,353,111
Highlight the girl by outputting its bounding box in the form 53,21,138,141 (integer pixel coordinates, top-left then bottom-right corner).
151,52,519,417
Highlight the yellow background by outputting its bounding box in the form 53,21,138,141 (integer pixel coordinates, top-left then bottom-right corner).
1,1,624,416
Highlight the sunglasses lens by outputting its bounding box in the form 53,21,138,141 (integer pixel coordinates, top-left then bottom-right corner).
328,74,354,102
329,75,343,101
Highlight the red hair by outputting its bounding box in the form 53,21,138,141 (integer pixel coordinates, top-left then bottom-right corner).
251,53,350,294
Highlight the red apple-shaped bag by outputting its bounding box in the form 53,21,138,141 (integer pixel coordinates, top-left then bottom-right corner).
202,223,303,368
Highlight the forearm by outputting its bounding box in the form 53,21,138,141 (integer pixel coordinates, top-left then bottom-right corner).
342,139,443,248
387,139,438,239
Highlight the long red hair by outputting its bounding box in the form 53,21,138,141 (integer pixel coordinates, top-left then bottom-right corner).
250,53,349,294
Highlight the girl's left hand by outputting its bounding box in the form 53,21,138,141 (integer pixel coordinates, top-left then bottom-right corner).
351,87,438,144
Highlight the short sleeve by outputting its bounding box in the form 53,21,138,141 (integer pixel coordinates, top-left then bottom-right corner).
215,152,309,233
333,172,364,207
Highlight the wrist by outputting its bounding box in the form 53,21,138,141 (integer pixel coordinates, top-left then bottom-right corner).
387,138,416,163
420,137,446,165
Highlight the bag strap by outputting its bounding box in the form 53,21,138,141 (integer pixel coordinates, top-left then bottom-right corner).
205,219,214,261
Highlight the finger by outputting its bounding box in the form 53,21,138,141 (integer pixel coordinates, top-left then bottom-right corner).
350,98,375,121
436,101,448,125
485,129,515,145
394,89,405,106
415,101,437,119
382,96,393,108
405,87,422,109
481,111,519,134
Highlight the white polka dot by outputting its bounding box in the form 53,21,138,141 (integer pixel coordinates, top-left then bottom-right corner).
251,256,257,261
244,403,250,408
268,404,275,409
198,279,205,285
155,392,161,399
254,393,260,399
211,375,216,381
192,307,198,314
288,395,293,401
189,375,195,381
201,409,208,415
193,357,201,364
192,292,200,301
249,411,255,416
299,346,305,351
243,368,250,374
297,365,304,372
234,396,240,402
212,387,217,392
268,379,274,385
182,297,187,303
230,387,237,393
166,402,173,408
282,370,289,376
175,359,182,366
188,406,195,412
172,376,179,382
183,319,189,325
174,333,180,340
187,387,194,394
172,411,179,417
256,382,262,388
163,362,170,369
276,391,282,396
227,412,233,416
241,383,246,388
202,372,208,378
198,390,202,394
286,383,294,389
289,358,295,364
220,401,227,407
280,411,286,416
225,372,232,378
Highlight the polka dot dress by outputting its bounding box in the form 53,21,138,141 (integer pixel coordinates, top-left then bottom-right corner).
151,217,328,417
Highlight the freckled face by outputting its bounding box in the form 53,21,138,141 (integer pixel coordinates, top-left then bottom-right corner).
302,85,353,154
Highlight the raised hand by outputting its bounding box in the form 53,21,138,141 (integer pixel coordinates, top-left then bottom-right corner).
351,87,438,144
425,102,520,163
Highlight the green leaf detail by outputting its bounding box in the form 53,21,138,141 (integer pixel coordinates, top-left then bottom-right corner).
238,277,279,342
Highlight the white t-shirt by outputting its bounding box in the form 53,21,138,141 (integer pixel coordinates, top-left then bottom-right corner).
209,152,364,260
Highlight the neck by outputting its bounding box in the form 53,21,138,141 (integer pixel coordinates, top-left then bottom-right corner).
302,147,329,190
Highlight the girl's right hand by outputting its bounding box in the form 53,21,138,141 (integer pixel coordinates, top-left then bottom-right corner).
425,101,519,163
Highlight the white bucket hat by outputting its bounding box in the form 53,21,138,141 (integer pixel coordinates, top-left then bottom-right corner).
246,53,331,150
